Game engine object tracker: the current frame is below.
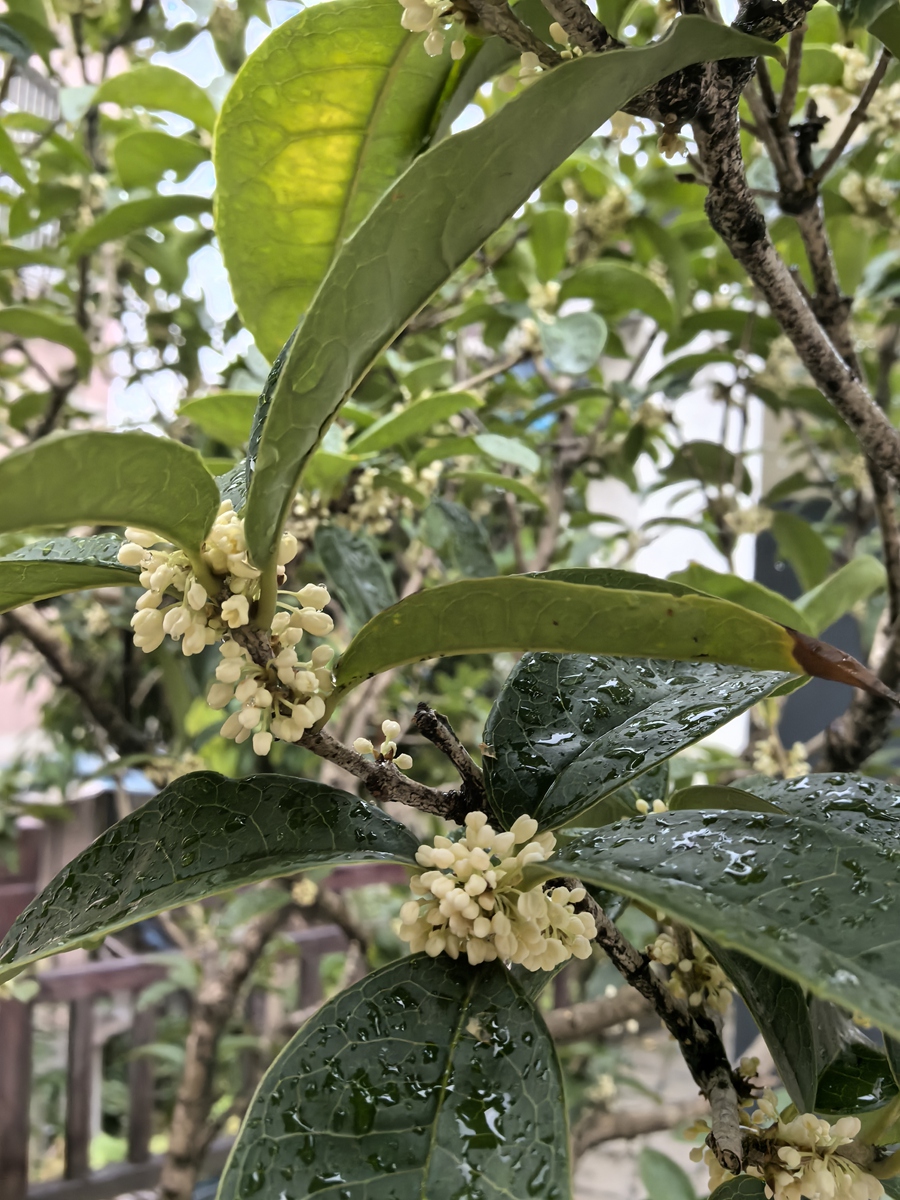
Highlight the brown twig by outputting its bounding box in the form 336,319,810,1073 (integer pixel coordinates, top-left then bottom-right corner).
573,1100,708,1157
812,50,891,184
775,26,805,132
544,987,650,1042
537,0,619,51
413,702,485,799
463,0,561,66
300,725,472,821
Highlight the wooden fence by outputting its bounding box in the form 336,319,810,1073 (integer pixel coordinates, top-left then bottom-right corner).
0,855,407,1200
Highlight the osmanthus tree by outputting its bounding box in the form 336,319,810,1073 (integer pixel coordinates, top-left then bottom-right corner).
6,0,900,1195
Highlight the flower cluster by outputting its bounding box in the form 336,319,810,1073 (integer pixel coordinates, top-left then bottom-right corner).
649,928,733,1014
291,463,441,548
693,1092,883,1200
354,719,413,771
398,811,597,970
119,503,335,756
395,0,462,57
752,735,811,780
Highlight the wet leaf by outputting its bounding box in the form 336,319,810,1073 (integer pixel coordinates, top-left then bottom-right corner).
738,773,900,848
315,523,397,631
0,534,138,614
0,431,220,553
0,772,418,982
217,954,571,1200
214,0,453,359
332,573,802,700
668,785,784,814
534,809,900,1036
483,654,787,829
240,18,783,570
709,1179,767,1200
816,1039,898,1114
565,763,669,832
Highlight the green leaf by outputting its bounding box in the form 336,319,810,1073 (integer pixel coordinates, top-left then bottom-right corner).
350,390,482,456
638,1148,698,1200
667,785,784,814
0,123,28,189
707,943,818,1111
737,772,900,846
565,762,669,831
816,1039,898,1114
420,498,497,578
241,17,784,570
217,953,571,1200
771,510,831,592
871,3,900,53
0,431,219,553
0,306,91,377
93,65,217,131
178,392,257,447
710,1179,768,1200
483,654,787,830
0,18,30,58
559,260,675,330
533,810,900,1037
473,432,541,473
0,772,417,982
68,195,211,258
332,573,803,699
315,523,397,631
795,556,887,636
450,469,545,508
113,130,208,190
668,562,805,632
660,441,751,494
214,0,454,359
0,534,139,614
539,311,607,375
530,205,570,283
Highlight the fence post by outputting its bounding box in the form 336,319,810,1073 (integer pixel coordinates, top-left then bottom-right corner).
64,996,93,1180
127,999,156,1165
0,997,32,1200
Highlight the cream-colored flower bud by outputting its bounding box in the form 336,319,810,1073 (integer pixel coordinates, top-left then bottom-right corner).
277,532,298,566
216,658,244,684
222,595,250,628
187,580,207,610
354,738,375,756
311,644,333,667
235,678,259,704
431,848,456,869
207,682,234,709
400,900,421,924
219,640,245,658
271,612,291,636
305,695,326,721
381,739,397,758
296,608,334,636
132,608,163,635
394,753,413,771
510,814,539,844
382,719,402,741
548,20,567,42
238,707,260,729
125,528,160,548
296,583,330,609
424,27,444,54
150,564,175,592
314,667,335,694
220,712,243,739
162,606,192,636
450,38,465,59
136,590,163,610
118,543,147,567
465,811,488,832
253,731,273,756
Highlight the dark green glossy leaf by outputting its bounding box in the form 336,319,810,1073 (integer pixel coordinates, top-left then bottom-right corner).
94,65,217,130
886,1035,900,1089
0,306,91,377
738,773,900,847
816,1039,898,1114
0,772,417,982
216,459,249,512
483,653,787,830
214,0,454,359
179,392,257,448
871,2,900,53
708,942,817,1111
0,431,219,554
668,563,804,632
0,534,138,613
217,953,571,1200
533,810,900,1036
638,1147,698,1200
660,441,751,494
315,523,397,632
710,1179,768,1200
241,17,783,570
668,785,784,814
565,763,669,832
332,573,803,699
68,195,211,258
420,498,497,579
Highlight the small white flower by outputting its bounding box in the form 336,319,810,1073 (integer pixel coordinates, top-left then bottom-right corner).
395,753,413,771
253,730,273,756
221,595,250,628
354,738,375,756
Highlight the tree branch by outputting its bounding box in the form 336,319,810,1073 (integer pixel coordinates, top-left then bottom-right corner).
300,725,473,821
573,1099,708,1157
463,0,561,66
1,607,148,755
544,986,650,1042
537,0,618,51
812,50,891,184
413,702,485,798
